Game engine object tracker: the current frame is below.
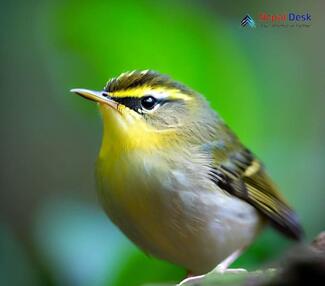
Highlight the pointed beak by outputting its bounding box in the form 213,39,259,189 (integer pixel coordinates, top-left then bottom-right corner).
70,88,118,109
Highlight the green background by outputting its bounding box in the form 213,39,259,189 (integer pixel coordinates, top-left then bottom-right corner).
1,1,324,285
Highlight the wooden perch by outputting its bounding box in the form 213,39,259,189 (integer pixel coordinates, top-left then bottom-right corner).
146,232,325,286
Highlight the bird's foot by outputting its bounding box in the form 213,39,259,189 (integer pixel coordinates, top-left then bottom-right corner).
177,268,247,285
178,249,247,285
177,274,205,286
214,266,248,274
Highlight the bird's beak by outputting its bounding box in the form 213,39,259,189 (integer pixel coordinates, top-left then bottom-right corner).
70,88,118,110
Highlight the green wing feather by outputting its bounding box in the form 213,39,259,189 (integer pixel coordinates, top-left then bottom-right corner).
206,130,303,240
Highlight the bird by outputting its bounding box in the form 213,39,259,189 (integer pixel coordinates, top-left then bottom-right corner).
71,70,303,282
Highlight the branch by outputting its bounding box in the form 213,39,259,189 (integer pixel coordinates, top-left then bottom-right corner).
146,231,325,286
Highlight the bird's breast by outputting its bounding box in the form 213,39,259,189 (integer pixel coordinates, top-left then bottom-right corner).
96,150,263,274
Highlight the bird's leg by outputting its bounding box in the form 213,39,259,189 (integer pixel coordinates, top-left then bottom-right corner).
213,248,247,273
177,249,246,285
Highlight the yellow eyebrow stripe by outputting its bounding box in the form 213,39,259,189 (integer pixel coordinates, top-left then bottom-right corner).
111,86,192,101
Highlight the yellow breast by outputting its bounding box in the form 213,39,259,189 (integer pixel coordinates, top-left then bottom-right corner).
96,134,263,274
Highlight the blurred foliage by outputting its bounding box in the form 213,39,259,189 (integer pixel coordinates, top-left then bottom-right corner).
1,0,324,286
39,0,260,136
111,250,185,286
0,224,43,286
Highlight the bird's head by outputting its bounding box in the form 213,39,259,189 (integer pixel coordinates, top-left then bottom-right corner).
71,70,217,152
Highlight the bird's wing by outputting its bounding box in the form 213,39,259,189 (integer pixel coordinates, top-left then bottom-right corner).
205,137,303,241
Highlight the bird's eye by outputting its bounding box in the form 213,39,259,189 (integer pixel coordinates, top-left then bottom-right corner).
140,96,157,110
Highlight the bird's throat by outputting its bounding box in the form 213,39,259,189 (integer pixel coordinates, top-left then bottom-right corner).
98,104,178,157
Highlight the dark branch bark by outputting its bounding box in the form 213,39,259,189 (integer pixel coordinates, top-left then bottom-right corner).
147,231,325,286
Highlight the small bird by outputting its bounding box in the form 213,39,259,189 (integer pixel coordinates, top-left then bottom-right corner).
71,70,303,280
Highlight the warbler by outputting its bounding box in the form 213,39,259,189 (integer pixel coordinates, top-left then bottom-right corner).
71,70,303,278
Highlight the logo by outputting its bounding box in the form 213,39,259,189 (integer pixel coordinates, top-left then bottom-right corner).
259,12,311,22
241,12,312,28
241,14,256,28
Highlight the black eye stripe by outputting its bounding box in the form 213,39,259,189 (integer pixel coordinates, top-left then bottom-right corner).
111,97,141,111
110,96,163,113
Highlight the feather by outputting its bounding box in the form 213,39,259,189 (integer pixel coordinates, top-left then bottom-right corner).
206,138,303,241
105,70,192,95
